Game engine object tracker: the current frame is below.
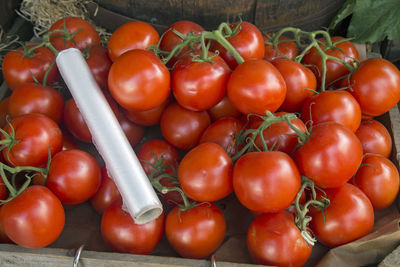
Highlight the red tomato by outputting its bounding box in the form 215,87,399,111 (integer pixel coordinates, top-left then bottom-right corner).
0,176,7,201
108,49,170,111
263,34,299,62
165,203,226,259
207,96,242,121
345,58,400,117
302,36,359,87
107,21,159,61
123,96,171,126
49,17,100,51
310,183,374,247
8,83,64,124
2,45,59,90
90,166,121,214
118,111,144,148
0,97,9,128
294,122,363,188
172,52,231,111
0,185,65,248
211,21,265,70
46,149,101,204
227,59,286,115
353,154,399,210
160,102,211,150
85,45,112,90
300,90,361,132
101,199,165,254
355,119,392,158
0,206,12,244
61,129,78,151
233,151,301,212
271,58,316,112
247,211,312,267
1,113,63,167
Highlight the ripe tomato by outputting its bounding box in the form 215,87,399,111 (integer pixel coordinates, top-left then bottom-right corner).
2,45,59,90
46,149,101,204
0,206,12,244
294,122,363,188
0,176,7,201
101,199,165,254
117,111,144,148
271,58,316,112
227,59,286,115
302,36,359,87
247,211,312,267
355,119,392,158
233,151,301,212
108,49,170,111
1,113,63,167
207,96,242,121
344,58,400,117
107,21,159,61
123,96,171,126
353,154,399,210
90,166,121,214
165,203,226,259
49,17,100,51
263,34,299,62
172,52,231,111
160,102,211,150
0,97,10,128
0,185,65,248
300,90,361,132
310,183,374,247
211,21,265,70
8,83,64,124
85,45,112,90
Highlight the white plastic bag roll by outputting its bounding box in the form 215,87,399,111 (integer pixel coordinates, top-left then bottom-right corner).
56,48,163,224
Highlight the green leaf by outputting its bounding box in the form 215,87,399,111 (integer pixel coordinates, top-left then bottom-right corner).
329,0,357,30
347,0,400,43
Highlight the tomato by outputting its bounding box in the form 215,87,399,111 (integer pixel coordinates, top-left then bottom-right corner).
0,176,7,201
0,206,12,244
211,21,265,70
344,58,400,117
123,96,171,126
1,113,63,167
61,129,78,151
85,45,112,90
302,36,359,87
263,34,299,62
101,199,165,254
107,21,159,61
353,154,399,210
355,119,392,158
108,49,170,111
247,211,312,267
294,122,363,188
8,83,64,124
2,45,59,90
172,52,231,111
160,102,211,150
118,111,144,148
165,203,226,259
271,58,316,112
310,183,374,247
0,97,9,128
0,185,65,248
233,151,301,213
207,96,241,121
46,149,101,204
227,59,286,115
300,90,361,132
49,17,100,51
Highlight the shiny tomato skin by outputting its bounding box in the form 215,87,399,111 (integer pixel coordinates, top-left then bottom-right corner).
355,119,392,158
310,183,374,247
123,96,171,126
101,199,165,254
2,113,63,167
247,211,312,267
300,90,362,132
46,149,101,204
353,154,399,210
0,185,65,248
345,58,400,117
165,203,226,259
227,59,286,115
49,17,100,51
294,122,363,188
160,102,211,150
108,49,170,111
86,45,112,90
263,34,299,62
207,96,242,121
271,58,316,112
118,111,144,148
2,45,59,90
172,53,231,111
8,83,64,124
107,21,159,61
233,151,301,213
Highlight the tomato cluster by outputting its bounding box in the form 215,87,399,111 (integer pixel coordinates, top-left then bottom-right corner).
0,16,400,267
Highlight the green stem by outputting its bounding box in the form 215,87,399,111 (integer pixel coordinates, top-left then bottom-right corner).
0,165,17,197
205,30,245,65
